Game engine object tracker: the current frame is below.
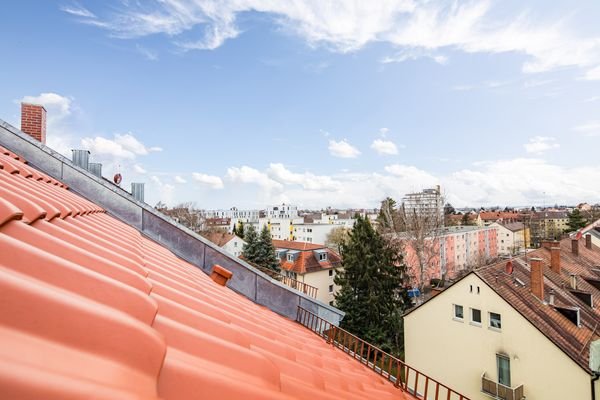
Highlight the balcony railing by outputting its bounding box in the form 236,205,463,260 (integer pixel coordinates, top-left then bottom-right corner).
481,373,524,400
256,266,319,299
296,306,470,400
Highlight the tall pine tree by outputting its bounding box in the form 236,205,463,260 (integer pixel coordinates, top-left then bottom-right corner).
568,209,588,232
242,225,260,261
257,225,280,271
334,215,409,357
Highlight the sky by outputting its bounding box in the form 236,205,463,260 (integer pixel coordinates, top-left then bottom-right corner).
1,1,600,210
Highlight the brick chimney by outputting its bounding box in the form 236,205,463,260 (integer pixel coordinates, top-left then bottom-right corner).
586,234,593,250
572,238,579,256
550,246,561,274
530,258,544,301
20,103,46,143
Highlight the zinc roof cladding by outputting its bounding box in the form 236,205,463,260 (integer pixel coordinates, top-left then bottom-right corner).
274,240,342,274
475,237,600,374
0,146,411,400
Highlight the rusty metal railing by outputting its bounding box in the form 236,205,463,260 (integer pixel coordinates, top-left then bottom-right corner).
255,266,319,299
296,306,470,400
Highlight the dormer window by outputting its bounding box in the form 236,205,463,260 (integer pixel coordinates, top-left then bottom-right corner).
319,253,327,261
287,254,294,261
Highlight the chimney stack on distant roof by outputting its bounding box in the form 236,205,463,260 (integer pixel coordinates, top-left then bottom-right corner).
131,183,145,203
20,103,46,144
586,234,593,250
71,150,90,170
572,238,579,256
550,246,561,275
530,258,544,301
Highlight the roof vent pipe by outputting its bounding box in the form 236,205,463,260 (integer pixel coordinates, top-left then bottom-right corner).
549,289,555,305
88,162,102,178
570,274,578,290
71,149,90,170
210,264,233,286
131,182,145,203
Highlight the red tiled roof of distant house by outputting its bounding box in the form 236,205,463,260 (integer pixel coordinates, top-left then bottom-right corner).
475,236,600,373
273,239,342,274
203,231,237,247
479,211,521,222
0,145,414,400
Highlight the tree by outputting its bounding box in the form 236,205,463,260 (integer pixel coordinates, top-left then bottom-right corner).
231,224,238,236
256,225,280,271
242,225,260,261
237,221,245,239
567,209,588,232
461,212,473,226
325,226,350,254
444,203,455,215
334,215,409,357
377,197,401,233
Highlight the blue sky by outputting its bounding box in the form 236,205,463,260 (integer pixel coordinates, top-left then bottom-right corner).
1,1,600,209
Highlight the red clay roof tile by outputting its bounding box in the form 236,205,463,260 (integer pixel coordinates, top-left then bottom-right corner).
0,148,414,399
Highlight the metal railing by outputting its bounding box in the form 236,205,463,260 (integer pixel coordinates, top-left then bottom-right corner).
296,306,470,400
256,266,319,299
481,373,524,400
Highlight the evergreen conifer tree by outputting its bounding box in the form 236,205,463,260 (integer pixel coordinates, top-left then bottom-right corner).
242,225,260,261
334,215,409,356
257,225,280,271
231,224,237,236
237,221,245,239
568,209,588,231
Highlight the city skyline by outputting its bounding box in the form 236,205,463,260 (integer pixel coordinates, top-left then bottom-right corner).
1,1,600,208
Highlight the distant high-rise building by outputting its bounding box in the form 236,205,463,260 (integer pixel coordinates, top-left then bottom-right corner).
402,185,444,226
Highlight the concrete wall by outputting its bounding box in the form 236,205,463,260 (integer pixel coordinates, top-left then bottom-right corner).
404,273,593,400
0,118,344,325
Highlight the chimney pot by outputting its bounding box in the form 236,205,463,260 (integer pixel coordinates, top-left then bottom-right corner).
550,247,561,275
549,289,555,305
570,273,578,290
572,238,579,256
210,264,233,286
530,258,544,301
20,103,47,143
586,234,593,250
71,149,90,170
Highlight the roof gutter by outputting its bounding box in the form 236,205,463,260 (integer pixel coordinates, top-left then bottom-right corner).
592,373,600,400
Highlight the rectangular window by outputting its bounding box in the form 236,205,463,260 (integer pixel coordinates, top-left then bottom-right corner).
329,284,334,293
489,312,502,329
319,253,328,261
471,308,482,324
329,269,334,277
454,304,464,320
287,254,293,261
497,354,511,387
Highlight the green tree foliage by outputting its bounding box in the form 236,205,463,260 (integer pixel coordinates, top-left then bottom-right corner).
257,225,280,271
334,215,410,357
242,225,280,271
242,225,260,261
237,221,245,239
568,209,588,232
231,224,238,236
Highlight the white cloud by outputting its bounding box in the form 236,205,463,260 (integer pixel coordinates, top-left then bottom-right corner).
574,121,600,137
384,164,439,187
174,175,187,184
226,166,282,190
66,1,600,77
523,136,560,154
136,44,158,61
380,48,448,64
81,132,162,159
133,164,147,174
60,3,96,19
583,65,600,81
584,96,600,103
328,139,360,158
192,172,224,189
149,175,175,204
20,92,73,123
267,163,342,191
371,139,400,155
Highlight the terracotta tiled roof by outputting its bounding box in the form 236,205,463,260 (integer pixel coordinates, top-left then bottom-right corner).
475,236,600,373
203,231,237,247
479,211,521,221
273,240,342,274
0,145,412,399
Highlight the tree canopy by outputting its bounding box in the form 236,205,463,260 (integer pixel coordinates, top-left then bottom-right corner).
242,225,280,271
568,209,588,232
334,215,410,357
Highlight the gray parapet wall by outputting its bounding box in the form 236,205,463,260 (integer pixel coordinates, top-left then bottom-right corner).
0,118,344,325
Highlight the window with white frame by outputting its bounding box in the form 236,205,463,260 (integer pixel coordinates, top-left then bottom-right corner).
287,254,294,261
319,252,327,261
489,312,502,329
453,304,464,320
329,284,334,293
471,308,482,325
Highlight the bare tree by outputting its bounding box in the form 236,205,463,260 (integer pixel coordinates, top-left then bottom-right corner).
158,202,205,233
325,226,350,255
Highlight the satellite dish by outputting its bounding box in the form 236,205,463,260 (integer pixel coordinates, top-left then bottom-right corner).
113,173,122,185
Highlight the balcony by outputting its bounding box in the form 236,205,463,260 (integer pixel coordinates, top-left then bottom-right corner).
481,373,524,400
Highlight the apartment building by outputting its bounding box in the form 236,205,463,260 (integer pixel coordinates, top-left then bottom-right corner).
402,225,498,290
402,185,444,227
202,232,246,257
529,210,569,244
273,240,342,305
490,221,531,255
404,235,600,400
